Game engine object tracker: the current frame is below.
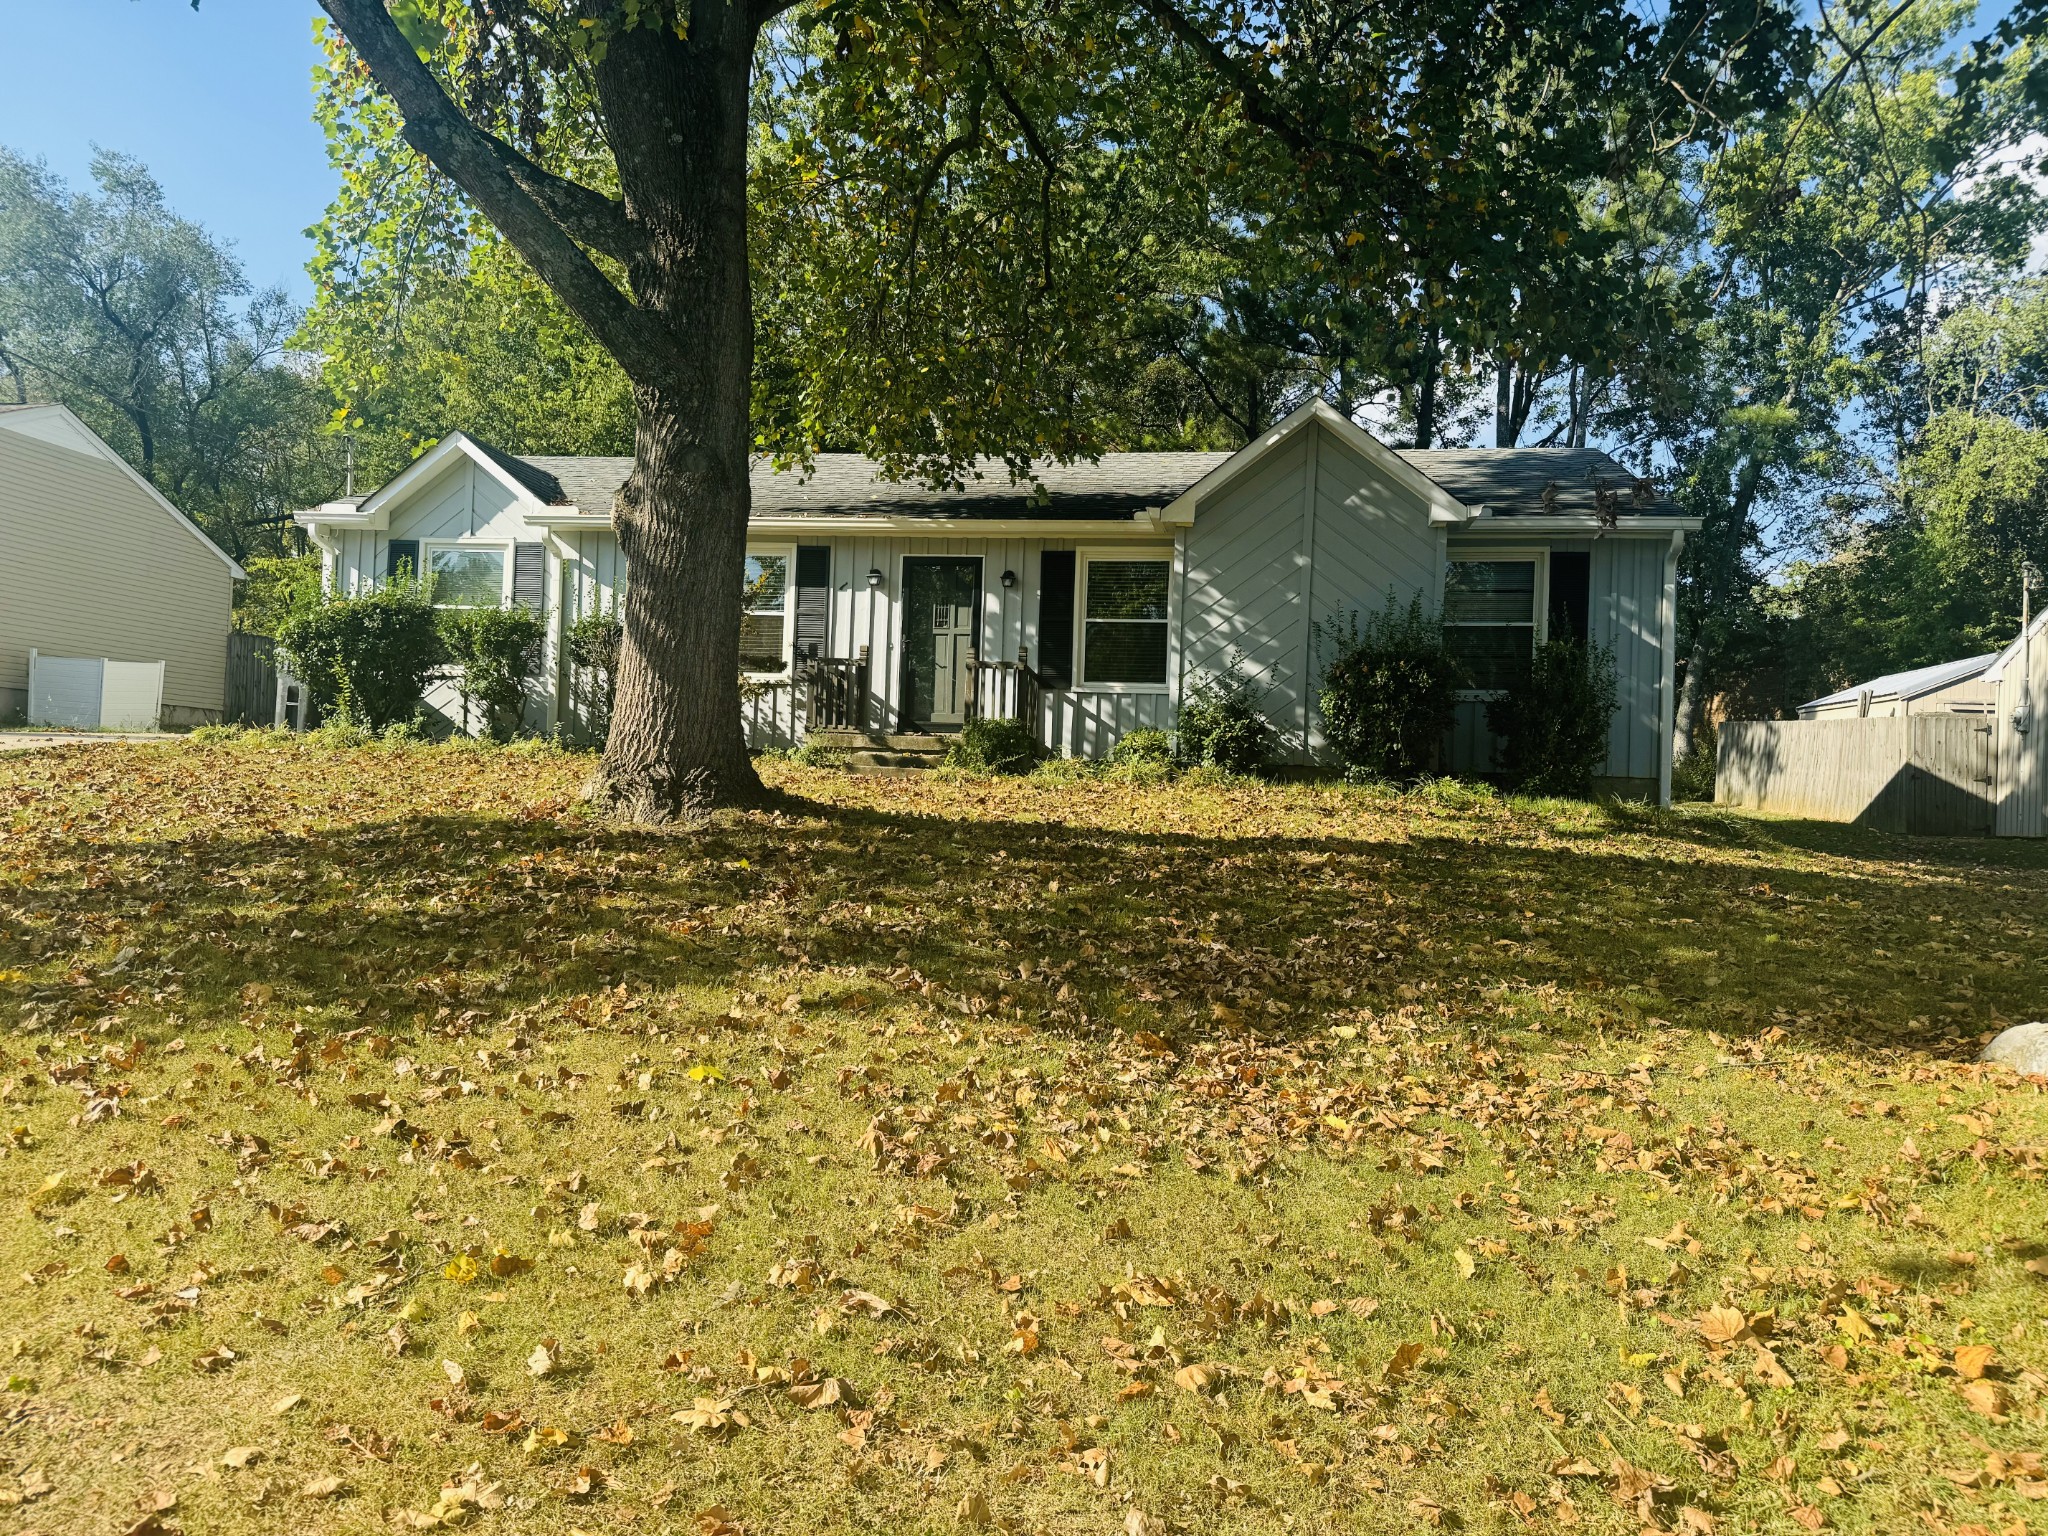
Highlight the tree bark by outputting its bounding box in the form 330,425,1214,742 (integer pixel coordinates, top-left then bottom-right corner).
318,0,767,817
586,20,766,817
1413,324,1440,449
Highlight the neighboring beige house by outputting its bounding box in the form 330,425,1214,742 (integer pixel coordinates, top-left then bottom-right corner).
0,404,242,728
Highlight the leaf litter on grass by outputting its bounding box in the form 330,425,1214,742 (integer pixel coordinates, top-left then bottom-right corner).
0,737,2046,1532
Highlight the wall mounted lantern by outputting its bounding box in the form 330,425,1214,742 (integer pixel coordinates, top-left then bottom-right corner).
1000,569,1017,590
867,567,884,590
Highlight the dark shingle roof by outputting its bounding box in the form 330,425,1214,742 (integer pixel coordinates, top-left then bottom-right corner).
1394,446,1680,518
485,440,1681,520
510,450,1233,520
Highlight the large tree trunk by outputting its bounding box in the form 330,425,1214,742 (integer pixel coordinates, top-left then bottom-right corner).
317,0,768,819
587,26,766,818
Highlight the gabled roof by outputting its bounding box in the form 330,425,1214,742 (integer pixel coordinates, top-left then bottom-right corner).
0,402,245,579
298,410,1696,531
1984,604,2048,684
1160,400,1472,526
1801,651,2003,714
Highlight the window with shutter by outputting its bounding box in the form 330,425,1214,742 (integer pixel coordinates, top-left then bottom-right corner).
513,543,546,614
1036,551,1075,687
794,545,829,660
1548,552,1590,646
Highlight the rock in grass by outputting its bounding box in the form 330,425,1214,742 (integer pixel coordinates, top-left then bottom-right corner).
1981,1023,2048,1074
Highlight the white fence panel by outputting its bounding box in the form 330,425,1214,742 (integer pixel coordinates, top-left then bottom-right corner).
28,651,102,728
100,660,165,729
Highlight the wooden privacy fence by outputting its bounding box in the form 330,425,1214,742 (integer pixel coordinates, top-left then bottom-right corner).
225,632,279,727
1718,715,1996,835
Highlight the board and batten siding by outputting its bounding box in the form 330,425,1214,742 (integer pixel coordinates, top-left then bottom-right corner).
1179,420,1443,764
1994,619,2046,838
0,420,232,724
325,457,566,735
551,526,1173,755
1442,532,1672,794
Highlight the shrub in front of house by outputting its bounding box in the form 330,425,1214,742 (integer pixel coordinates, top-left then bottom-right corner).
279,580,442,732
439,604,546,742
944,717,1040,774
1318,597,1462,781
1486,636,1620,798
1109,727,1173,767
564,607,624,743
1175,670,1276,775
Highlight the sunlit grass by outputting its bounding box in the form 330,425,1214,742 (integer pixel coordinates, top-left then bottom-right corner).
1,736,2045,1534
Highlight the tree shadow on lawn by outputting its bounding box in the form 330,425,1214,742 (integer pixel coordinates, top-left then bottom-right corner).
7,793,2037,1059
1606,798,2048,874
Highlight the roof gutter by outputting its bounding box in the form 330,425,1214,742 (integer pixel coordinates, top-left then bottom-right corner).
1461,512,1704,532
524,508,1175,538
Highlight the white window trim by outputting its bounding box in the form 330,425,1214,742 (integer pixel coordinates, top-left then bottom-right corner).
1445,548,1548,699
742,543,798,681
423,539,512,609
1077,547,1175,694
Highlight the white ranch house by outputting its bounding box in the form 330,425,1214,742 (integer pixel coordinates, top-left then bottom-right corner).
297,401,1699,799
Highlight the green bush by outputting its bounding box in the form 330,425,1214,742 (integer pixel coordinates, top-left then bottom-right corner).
1109,727,1173,767
943,717,1039,774
1317,597,1462,780
279,580,442,732
564,607,624,743
439,604,546,741
1672,722,1718,802
1176,670,1276,775
1485,636,1620,798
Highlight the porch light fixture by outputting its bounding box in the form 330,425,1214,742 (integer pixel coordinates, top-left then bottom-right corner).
1000,568,1017,589
867,567,884,590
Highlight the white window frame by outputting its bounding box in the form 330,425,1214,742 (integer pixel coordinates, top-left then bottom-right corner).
1077,547,1175,694
741,543,798,680
422,540,512,609
1444,549,1548,699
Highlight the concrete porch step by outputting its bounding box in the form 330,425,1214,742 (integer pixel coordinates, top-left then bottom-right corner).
809,729,948,754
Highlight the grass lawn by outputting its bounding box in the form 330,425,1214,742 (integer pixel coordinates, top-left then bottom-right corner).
4,737,2048,1536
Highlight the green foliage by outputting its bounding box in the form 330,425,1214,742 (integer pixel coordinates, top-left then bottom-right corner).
1175,670,1277,776
0,149,333,562
563,607,624,744
1317,599,1461,781
1672,725,1719,803
1109,728,1173,767
1485,637,1621,799
279,581,443,733
438,604,545,742
942,718,1039,775
235,553,325,639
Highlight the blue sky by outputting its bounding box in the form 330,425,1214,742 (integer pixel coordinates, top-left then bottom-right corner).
0,0,333,303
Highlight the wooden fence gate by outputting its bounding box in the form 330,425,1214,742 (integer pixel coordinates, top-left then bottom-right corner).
1718,715,1996,835
225,632,278,727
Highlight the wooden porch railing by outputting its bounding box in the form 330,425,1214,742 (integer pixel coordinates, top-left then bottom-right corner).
966,644,1049,748
798,644,869,732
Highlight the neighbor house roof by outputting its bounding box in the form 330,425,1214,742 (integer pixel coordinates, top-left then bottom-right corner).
1800,651,2002,714
1396,445,1685,519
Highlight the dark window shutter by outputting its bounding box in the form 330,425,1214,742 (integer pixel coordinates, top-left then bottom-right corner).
1037,551,1075,687
1548,552,1590,646
386,540,419,582
794,545,830,660
512,543,546,613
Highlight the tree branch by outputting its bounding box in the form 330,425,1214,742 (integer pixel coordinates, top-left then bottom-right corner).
316,0,672,382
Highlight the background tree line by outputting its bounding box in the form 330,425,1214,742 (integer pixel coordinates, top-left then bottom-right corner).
2,0,2045,731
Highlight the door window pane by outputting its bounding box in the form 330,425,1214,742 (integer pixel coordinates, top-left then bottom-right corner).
741,552,789,673
430,547,506,608
1083,559,1170,685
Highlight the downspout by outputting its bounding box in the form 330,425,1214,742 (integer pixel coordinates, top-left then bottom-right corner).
1659,530,1685,809
1300,423,1322,765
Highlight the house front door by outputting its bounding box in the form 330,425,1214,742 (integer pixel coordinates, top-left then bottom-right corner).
902,557,981,729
